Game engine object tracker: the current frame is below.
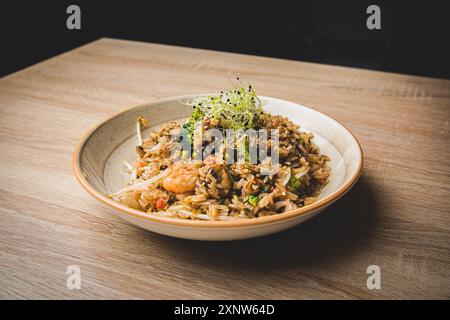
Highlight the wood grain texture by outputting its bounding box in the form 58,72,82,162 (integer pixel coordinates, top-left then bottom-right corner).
0,38,449,299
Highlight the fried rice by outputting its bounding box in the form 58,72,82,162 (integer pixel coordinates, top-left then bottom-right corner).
111,83,330,220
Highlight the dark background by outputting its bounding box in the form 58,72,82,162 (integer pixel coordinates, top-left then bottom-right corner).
1,0,449,79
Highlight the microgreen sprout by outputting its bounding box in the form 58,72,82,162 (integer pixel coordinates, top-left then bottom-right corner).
182,82,263,140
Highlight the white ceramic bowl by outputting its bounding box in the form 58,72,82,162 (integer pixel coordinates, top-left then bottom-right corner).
73,95,363,241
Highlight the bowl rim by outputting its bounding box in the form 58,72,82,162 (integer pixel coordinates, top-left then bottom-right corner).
73,94,364,228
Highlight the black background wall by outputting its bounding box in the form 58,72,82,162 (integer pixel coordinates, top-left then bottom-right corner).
1,0,449,79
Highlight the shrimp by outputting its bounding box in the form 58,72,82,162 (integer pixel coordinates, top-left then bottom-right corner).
162,163,198,194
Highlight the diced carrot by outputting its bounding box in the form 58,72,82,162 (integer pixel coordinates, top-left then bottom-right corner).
134,161,147,168
155,198,166,209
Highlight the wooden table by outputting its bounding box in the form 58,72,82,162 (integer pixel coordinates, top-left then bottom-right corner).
1,38,449,299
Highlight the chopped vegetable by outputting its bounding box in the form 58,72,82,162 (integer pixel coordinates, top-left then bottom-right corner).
134,161,147,168
237,138,250,162
182,106,205,142
110,170,168,197
136,116,149,146
155,198,166,209
264,185,271,192
123,160,134,171
248,194,260,206
288,175,301,191
180,150,189,159
282,168,292,186
294,165,309,179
